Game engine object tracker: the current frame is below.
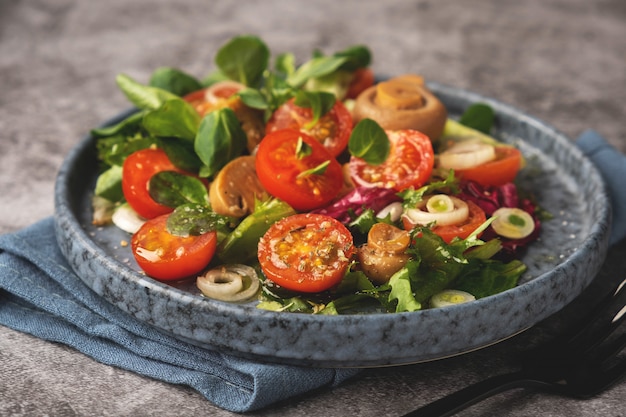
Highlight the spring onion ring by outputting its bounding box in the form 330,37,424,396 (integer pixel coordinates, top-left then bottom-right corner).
376,201,404,222
204,80,246,105
430,289,476,308
491,207,535,239
197,264,260,302
438,139,496,170
111,203,146,234
403,195,469,227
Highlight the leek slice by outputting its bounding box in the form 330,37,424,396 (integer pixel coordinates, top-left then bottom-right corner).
430,289,476,308
404,195,469,227
491,207,535,239
438,139,496,170
197,264,260,303
111,203,146,234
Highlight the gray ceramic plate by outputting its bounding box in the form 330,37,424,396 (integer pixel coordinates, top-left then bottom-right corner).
54,83,612,367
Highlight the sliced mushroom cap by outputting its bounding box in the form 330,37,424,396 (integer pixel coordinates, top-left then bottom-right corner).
357,245,411,285
229,99,266,154
352,74,448,141
209,155,269,217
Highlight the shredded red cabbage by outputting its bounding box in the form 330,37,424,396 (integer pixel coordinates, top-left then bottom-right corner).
311,186,401,224
459,180,541,256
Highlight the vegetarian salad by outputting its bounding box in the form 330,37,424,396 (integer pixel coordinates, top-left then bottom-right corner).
91,35,543,314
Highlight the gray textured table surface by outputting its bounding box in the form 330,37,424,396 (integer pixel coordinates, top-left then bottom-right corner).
1,1,625,416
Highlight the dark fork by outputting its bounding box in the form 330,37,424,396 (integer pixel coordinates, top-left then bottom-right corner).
401,278,626,417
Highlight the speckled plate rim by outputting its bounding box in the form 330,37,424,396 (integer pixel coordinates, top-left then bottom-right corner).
54,82,612,367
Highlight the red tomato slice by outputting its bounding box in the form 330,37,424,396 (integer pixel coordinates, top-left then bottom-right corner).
258,213,355,293
265,98,353,157
255,129,344,211
346,68,375,99
122,148,189,219
349,129,435,191
455,147,522,187
131,214,217,281
402,200,487,243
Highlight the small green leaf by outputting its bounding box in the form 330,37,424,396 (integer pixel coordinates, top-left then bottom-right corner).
166,203,231,237
459,103,495,134
116,74,180,110
334,45,371,71
142,99,201,142
238,88,268,110
297,160,330,178
304,70,353,100
388,267,422,312
399,170,459,208
148,171,209,208
95,132,154,168
218,198,296,264
156,137,203,172
274,52,296,78
348,118,390,165
295,136,313,159
215,35,270,87
91,111,145,138
294,90,336,128
455,259,526,299
194,108,247,178
149,67,203,97
287,55,347,87
349,208,395,235
286,45,372,88
94,165,123,202
201,70,230,87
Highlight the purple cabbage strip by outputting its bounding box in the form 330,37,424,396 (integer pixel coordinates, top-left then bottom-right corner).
459,180,541,256
311,186,402,224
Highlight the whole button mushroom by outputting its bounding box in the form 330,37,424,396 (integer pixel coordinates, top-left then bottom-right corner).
352,74,448,141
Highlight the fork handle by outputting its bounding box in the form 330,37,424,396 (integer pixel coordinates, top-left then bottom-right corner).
401,371,549,417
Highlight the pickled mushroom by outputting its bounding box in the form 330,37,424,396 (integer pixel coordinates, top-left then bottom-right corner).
357,223,411,284
209,155,269,218
352,74,448,141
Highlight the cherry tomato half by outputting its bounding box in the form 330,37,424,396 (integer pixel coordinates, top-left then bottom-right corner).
265,98,353,157
131,214,217,281
349,129,435,191
258,213,355,293
122,148,190,219
402,200,487,243
455,147,522,187
183,81,244,116
346,68,375,99
255,129,344,211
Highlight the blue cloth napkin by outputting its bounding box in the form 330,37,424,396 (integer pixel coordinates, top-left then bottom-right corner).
575,130,626,246
0,228,359,413
0,130,624,413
